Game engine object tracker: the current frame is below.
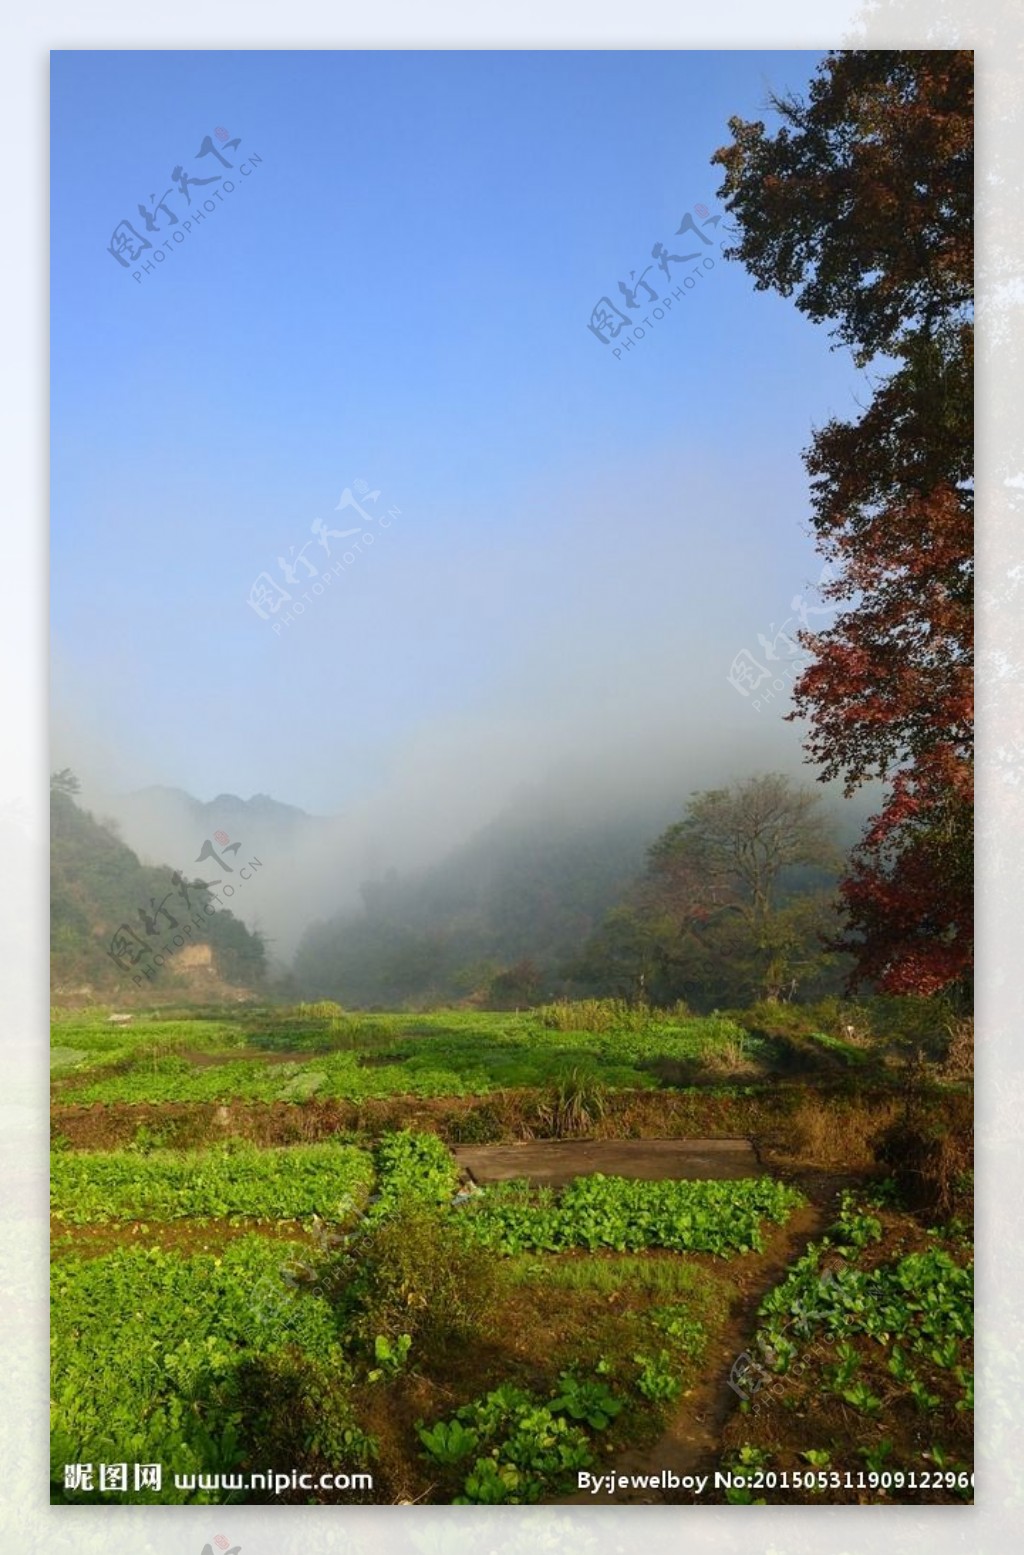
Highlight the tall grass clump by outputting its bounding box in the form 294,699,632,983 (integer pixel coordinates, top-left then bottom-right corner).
696,1026,750,1074
533,999,654,1035
532,1068,609,1137
324,1202,500,1350
941,1016,973,1080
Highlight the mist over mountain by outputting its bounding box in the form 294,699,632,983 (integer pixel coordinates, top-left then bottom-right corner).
292,784,677,1007
92,785,322,969
97,773,674,974
110,785,318,877
81,750,877,988
289,765,872,1009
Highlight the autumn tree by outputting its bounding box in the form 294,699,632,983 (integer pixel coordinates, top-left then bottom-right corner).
712,51,973,1000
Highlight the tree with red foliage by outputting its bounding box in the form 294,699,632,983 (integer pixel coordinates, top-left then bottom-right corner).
712,51,973,999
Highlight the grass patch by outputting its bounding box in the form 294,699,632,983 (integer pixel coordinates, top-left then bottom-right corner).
509,1250,728,1305
52,1007,769,1105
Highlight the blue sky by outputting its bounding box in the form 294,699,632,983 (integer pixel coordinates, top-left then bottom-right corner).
51,49,870,820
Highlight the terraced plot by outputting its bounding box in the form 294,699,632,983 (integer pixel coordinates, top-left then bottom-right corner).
49,1006,973,1507
49,1008,768,1104
51,1130,810,1505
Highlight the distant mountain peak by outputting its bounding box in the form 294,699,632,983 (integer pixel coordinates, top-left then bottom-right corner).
126,786,312,820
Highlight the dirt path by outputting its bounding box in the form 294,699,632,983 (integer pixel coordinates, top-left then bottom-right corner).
454,1137,761,1186
560,1168,853,1504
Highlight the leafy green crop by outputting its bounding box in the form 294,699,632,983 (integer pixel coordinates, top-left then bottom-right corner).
759,1243,973,1357
417,1418,480,1466
753,1195,973,1442
549,1373,623,1430
648,1303,709,1355
367,1129,461,1217
440,1385,598,1505
51,1143,373,1224
841,1380,882,1414
831,1191,883,1251
464,1173,805,1257
633,1350,682,1402
53,1006,767,1104
51,1237,366,1503
368,1332,412,1382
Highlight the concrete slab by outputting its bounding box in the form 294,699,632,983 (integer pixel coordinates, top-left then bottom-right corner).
452,1137,760,1187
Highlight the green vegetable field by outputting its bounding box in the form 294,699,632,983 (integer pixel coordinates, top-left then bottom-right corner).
51,1004,973,1506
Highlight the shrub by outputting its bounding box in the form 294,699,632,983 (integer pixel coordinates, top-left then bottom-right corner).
327,1201,500,1351
867,994,960,1057
445,1102,509,1144
798,997,874,1044
876,1103,973,1218
231,1349,377,1476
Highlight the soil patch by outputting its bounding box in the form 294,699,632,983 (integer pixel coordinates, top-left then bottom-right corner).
50,1216,313,1261
49,1085,914,1162
179,1048,317,1067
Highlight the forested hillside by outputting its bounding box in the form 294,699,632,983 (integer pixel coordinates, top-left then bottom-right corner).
292,793,658,1007
293,774,853,1011
50,775,267,999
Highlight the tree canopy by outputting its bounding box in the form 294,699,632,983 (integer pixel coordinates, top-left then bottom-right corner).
713,51,973,999
574,774,844,1009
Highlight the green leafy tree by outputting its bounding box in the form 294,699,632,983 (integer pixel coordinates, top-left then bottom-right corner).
487,958,545,1009
568,905,666,1005
573,775,844,1008
645,774,841,1003
50,783,265,995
